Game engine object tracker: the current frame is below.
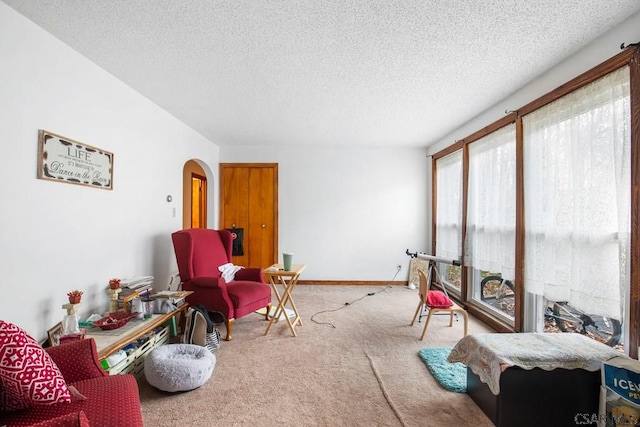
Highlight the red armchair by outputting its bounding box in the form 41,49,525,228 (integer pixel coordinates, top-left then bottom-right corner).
0,338,143,426
171,228,272,340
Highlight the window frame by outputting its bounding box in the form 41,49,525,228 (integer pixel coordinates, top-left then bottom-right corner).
430,46,640,351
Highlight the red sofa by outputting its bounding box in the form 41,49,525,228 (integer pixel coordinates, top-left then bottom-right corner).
0,338,143,426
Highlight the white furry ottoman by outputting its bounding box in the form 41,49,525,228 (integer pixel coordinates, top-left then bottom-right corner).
144,344,216,392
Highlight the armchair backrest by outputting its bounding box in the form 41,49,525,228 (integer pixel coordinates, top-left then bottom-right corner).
172,229,234,281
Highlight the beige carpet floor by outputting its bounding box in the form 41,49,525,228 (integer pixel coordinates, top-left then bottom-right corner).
138,285,496,426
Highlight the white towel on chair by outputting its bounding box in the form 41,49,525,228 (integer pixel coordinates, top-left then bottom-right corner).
218,263,243,282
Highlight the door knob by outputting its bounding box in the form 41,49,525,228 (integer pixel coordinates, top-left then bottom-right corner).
261,224,266,228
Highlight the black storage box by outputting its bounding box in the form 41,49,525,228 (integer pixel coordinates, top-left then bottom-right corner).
467,366,601,427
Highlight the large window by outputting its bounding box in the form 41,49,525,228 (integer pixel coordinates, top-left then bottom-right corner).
430,48,638,354
523,66,630,347
465,125,516,323
434,150,463,292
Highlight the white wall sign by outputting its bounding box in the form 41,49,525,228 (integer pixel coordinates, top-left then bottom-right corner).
37,130,113,190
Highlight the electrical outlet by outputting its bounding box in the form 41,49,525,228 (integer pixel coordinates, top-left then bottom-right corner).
396,264,402,271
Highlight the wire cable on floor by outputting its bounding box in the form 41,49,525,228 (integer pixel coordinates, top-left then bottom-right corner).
310,267,402,328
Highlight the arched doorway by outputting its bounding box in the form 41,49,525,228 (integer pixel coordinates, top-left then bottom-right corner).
182,159,216,230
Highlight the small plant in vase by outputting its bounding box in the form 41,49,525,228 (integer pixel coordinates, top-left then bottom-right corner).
109,278,121,290
67,290,83,304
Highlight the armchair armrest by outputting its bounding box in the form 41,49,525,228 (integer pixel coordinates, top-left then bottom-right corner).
185,276,235,314
235,267,264,283
45,338,107,382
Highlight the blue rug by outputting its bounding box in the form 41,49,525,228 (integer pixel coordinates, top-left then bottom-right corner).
418,347,466,393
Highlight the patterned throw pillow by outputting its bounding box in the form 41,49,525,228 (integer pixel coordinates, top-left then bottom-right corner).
0,320,71,411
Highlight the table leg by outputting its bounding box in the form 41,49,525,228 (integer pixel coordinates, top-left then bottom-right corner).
279,285,298,337
264,277,284,335
286,285,303,326
270,279,285,322
279,276,303,327
264,273,302,337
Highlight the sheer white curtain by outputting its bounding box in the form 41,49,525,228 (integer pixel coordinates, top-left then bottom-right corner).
464,125,516,279
523,66,630,319
435,150,463,261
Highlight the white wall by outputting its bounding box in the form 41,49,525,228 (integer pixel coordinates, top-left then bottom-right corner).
220,146,430,281
0,2,219,340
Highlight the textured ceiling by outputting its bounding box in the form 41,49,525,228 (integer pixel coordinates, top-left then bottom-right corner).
3,1,640,148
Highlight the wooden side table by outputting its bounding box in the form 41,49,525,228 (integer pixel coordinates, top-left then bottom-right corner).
263,263,306,337
87,306,185,361
84,302,191,377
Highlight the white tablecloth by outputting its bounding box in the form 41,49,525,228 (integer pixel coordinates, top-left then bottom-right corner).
448,333,623,395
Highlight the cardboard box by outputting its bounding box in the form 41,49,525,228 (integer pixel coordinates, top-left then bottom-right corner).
600,356,640,427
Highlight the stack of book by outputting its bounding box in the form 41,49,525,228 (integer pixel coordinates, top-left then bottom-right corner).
120,276,154,295
117,276,154,310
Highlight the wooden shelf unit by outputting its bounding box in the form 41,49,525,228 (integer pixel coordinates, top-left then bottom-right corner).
86,305,187,379
107,325,170,378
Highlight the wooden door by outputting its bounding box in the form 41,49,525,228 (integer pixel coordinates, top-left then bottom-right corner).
220,163,278,268
191,173,207,228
